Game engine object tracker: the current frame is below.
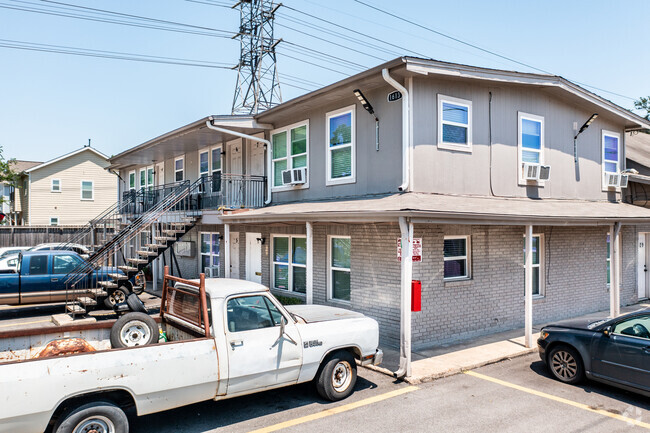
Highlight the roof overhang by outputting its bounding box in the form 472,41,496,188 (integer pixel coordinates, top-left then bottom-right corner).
107,116,273,170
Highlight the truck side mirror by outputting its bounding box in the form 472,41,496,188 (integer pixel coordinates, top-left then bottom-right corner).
603,326,612,336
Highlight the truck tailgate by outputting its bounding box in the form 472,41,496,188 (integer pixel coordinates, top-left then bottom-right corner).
0,338,219,433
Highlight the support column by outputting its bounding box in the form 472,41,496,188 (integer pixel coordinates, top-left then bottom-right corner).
611,222,621,318
306,221,313,304
224,223,231,278
152,224,158,293
395,217,413,378
524,224,533,348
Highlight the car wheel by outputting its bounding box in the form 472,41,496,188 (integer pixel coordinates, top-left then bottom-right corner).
548,345,584,384
110,312,158,348
126,293,147,313
316,350,357,401
54,401,128,433
104,287,129,309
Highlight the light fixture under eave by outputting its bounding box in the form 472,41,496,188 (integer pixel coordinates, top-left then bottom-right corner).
353,89,380,151
573,113,598,163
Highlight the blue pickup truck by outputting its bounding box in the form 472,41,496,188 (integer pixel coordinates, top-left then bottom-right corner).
0,250,143,308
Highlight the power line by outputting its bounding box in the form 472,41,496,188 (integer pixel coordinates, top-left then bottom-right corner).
281,43,366,71
277,51,351,75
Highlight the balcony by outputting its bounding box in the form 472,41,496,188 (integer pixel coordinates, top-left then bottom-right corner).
121,174,266,216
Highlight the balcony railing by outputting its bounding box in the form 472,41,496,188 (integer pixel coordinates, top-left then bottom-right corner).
121,174,266,215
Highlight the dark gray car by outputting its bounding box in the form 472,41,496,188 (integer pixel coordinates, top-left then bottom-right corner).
538,309,650,396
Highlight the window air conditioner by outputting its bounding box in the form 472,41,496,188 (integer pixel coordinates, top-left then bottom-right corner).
604,173,629,188
281,167,307,185
522,163,551,181
205,266,219,278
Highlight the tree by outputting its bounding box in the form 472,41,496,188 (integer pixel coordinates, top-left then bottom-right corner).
0,146,20,224
634,96,650,120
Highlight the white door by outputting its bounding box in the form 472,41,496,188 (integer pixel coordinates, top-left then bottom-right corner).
225,294,302,395
156,162,164,186
230,232,240,279
228,139,243,175
639,233,649,299
248,139,265,176
246,232,262,284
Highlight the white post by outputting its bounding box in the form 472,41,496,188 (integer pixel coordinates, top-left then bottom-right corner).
306,221,314,304
152,224,158,293
395,217,413,378
524,224,533,348
224,223,231,278
611,222,621,317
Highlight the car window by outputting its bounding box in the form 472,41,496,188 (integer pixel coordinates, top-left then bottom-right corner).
227,295,283,332
612,315,650,340
28,255,48,275
7,258,16,267
53,255,83,274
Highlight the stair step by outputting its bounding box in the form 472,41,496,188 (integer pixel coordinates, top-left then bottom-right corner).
164,229,184,235
144,243,166,249
127,257,149,264
108,273,129,281
66,304,86,314
169,222,190,228
154,236,176,242
118,266,139,273
98,281,118,289
88,288,108,297
137,250,158,257
77,297,97,306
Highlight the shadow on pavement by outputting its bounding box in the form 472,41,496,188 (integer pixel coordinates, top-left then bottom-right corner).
131,375,379,433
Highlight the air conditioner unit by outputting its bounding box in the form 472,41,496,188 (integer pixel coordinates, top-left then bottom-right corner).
522,163,551,181
281,167,307,185
604,173,629,188
205,266,219,278
619,174,629,188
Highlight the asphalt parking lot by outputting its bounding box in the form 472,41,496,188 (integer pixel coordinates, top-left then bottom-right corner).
132,353,649,433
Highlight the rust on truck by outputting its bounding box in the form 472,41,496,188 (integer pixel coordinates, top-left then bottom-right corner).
34,338,96,359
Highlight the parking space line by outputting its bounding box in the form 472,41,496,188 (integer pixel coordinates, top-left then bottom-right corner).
247,386,418,433
465,370,650,429
0,319,50,328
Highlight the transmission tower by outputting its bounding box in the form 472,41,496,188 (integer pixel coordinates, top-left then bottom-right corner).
231,0,282,115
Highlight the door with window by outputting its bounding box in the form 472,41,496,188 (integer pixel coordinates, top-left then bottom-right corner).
225,294,302,395
50,254,85,301
20,255,51,303
200,233,220,278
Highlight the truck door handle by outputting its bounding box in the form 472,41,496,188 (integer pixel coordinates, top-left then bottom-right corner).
230,339,243,348
643,347,650,354
51,278,58,282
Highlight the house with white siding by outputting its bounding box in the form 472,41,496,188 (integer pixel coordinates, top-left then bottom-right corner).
18,146,117,226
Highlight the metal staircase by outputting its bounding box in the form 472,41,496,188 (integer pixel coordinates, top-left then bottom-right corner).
62,179,204,317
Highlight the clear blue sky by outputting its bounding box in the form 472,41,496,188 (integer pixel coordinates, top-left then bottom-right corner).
1,0,648,162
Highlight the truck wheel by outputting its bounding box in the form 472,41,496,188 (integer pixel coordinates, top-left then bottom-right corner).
110,312,158,348
316,350,357,401
54,401,128,433
104,287,129,309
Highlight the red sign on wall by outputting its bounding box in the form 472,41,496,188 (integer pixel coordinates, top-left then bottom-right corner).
397,238,422,262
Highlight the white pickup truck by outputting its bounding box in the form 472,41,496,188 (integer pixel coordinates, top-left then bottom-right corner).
0,270,382,433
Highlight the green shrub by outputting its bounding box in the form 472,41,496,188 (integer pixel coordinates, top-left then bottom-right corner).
275,295,305,305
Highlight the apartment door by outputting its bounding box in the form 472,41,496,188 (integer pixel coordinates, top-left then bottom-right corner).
638,233,650,299
248,139,265,176
155,162,165,186
230,232,240,279
228,139,243,175
246,232,262,284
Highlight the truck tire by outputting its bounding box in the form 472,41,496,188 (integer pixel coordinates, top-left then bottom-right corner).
110,312,158,348
315,350,357,401
126,293,147,313
54,401,128,433
104,287,129,309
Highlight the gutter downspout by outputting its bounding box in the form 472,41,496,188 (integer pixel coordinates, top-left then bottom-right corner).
395,216,413,378
382,68,410,192
206,119,273,205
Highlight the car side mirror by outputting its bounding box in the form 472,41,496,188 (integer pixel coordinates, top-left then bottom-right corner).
603,326,612,337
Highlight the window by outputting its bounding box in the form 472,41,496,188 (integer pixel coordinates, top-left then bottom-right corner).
329,236,351,301
146,166,154,190
175,156,184,182
51,179,61,192
326,106,355,185
518,112,544,183
226,295,284,332
198,150,209,192
50,217,59,226
53,254,83,274
602,130,620,188
81,180,93,200
200,232,219,275
28,255,48,275
523,234,543,297
271,122,309,189
612,315,650,340
211,146,222,192
438,95,472,152
128,171,135,190
271,235,306,294
444,236,470,280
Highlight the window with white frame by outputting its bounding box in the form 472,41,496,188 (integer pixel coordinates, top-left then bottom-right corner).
146,166,154,190
50,217,59,226
271,122,308,188
139,168,146,190
438,95,472,151
272,235,307,294
518,112,544,182
523,234,543,296
443,236,470,280
200,232,219,275
329,236,351,301
199,149,209,191
175,157,184,182
326,106,355,185
602,130,620,188
128,171,135,190
211,146,222,192
51,179,61,192
81,180,93,200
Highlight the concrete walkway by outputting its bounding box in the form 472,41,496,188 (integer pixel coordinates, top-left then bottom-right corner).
367,301,650,384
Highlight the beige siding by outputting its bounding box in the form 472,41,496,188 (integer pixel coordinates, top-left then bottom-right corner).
28,150,117,225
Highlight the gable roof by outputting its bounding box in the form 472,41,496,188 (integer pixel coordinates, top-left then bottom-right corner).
10,160,42,173
25,146,109,173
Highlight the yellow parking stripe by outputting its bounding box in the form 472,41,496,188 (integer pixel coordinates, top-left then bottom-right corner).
247,386,418,433
465,370,650,429
0,319,50,328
